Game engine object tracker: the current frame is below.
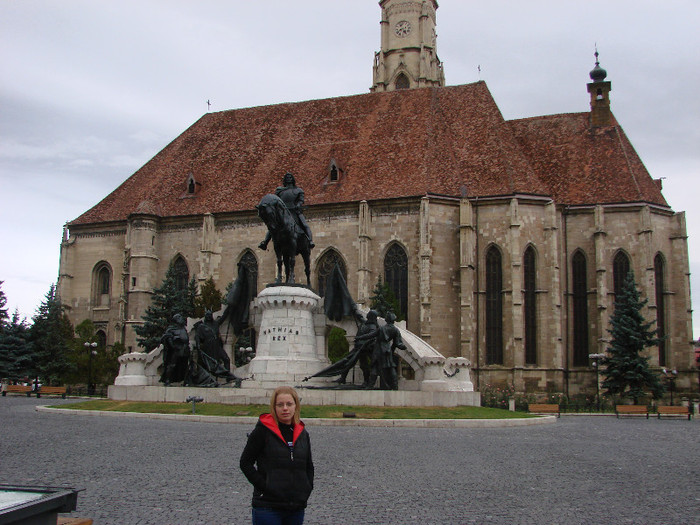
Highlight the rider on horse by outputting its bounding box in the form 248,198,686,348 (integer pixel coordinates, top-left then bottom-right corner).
259,172,315,250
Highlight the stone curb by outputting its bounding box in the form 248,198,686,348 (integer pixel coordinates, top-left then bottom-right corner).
35,406,556,428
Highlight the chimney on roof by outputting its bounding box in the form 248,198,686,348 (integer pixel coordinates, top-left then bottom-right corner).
587,49,612,128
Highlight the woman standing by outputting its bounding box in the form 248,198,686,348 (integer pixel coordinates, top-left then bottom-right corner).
240,386,314,525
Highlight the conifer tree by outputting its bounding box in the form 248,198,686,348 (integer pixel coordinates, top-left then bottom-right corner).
327,327,349,363
68,319,121,389
30,284,75,385
0,280,9,332
134,265,198,351
194,277,223,318
601,272,665,404
0,309,33,379
369,278,404,321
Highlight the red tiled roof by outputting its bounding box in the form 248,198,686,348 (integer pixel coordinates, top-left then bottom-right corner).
70,82,668,226
508,112,668,207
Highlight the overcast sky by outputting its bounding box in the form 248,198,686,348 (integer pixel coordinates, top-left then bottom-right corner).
1,0,699,336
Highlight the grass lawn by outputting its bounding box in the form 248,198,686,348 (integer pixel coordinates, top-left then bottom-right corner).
52,400,536,419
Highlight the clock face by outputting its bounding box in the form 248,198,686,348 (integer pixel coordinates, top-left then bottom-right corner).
394,20,411,37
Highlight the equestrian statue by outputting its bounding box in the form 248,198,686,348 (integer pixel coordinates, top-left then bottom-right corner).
257,172,313,286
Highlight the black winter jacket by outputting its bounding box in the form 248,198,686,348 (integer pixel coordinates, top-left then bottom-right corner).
240,414,314,510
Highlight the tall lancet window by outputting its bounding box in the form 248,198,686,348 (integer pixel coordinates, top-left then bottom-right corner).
238,250,259,352
572,250,589,367
173,256,189,291
316,249,346,298
485,246,503,365
654,253,667,366
523,246,537,365
384,243,408,320
612,251,630,303
239,250,259,298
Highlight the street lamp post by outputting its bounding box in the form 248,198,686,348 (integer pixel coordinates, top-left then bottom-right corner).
662,368,678,406
84,341,98,396
589,353,606,412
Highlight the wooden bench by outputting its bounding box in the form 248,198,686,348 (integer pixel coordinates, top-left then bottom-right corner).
657,406,691,420
2,385,32,397
57,517,93,525
37,386,67,399
528,403,561,417
615,405,649,418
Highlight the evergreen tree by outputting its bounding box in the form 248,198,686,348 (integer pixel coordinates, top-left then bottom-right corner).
30,284,75,385
327,327,349,363
369,278,404,321
0,280,9,332
194,276,223,318
100,342,124,386
134,265,198,351
0,309,33,380
601,272,665,404
68,319,121,389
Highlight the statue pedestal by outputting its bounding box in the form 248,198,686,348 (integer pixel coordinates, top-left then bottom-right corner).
245,286,328,387
114,352,151,386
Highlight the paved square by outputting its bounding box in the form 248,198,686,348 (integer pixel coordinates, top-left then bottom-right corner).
1,397,697,524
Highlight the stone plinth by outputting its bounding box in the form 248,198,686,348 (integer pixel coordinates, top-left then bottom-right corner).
108,384,481,407
246,286,329,386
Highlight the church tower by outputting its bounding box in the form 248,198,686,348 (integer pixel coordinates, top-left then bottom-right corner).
370,0,445,92
587,50,612,127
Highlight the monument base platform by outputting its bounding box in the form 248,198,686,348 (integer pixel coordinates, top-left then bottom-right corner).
108,384,481,408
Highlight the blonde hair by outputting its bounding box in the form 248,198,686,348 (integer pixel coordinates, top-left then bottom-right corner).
270,386,301,425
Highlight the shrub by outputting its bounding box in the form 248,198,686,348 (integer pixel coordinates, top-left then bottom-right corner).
480,383,515,409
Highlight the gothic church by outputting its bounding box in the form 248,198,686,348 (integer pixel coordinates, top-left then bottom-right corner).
58,0,696,396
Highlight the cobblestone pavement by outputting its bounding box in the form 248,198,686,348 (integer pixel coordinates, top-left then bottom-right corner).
1,396,698,525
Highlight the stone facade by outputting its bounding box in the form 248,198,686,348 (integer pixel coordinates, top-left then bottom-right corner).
59,193,695,396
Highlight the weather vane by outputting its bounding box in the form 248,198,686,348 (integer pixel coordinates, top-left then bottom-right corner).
207,99,211,112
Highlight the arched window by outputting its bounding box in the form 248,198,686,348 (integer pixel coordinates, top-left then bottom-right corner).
395,73,410,90
239,250,259,298
485,246,503,365
572,250,589,367
654,253,666,366
92,262,112,307
96,329,107,349
173,256,189,291
613,251,630,301
384,243,408,320
238,250,259,353
316,249,346,298
523,246,537,365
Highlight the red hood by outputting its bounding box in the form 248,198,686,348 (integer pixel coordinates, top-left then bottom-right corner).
259,413,305,444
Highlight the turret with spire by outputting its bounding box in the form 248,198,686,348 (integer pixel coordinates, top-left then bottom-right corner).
587,49,612,127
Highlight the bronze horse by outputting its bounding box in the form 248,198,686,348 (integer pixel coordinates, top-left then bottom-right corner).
257,193,311,285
